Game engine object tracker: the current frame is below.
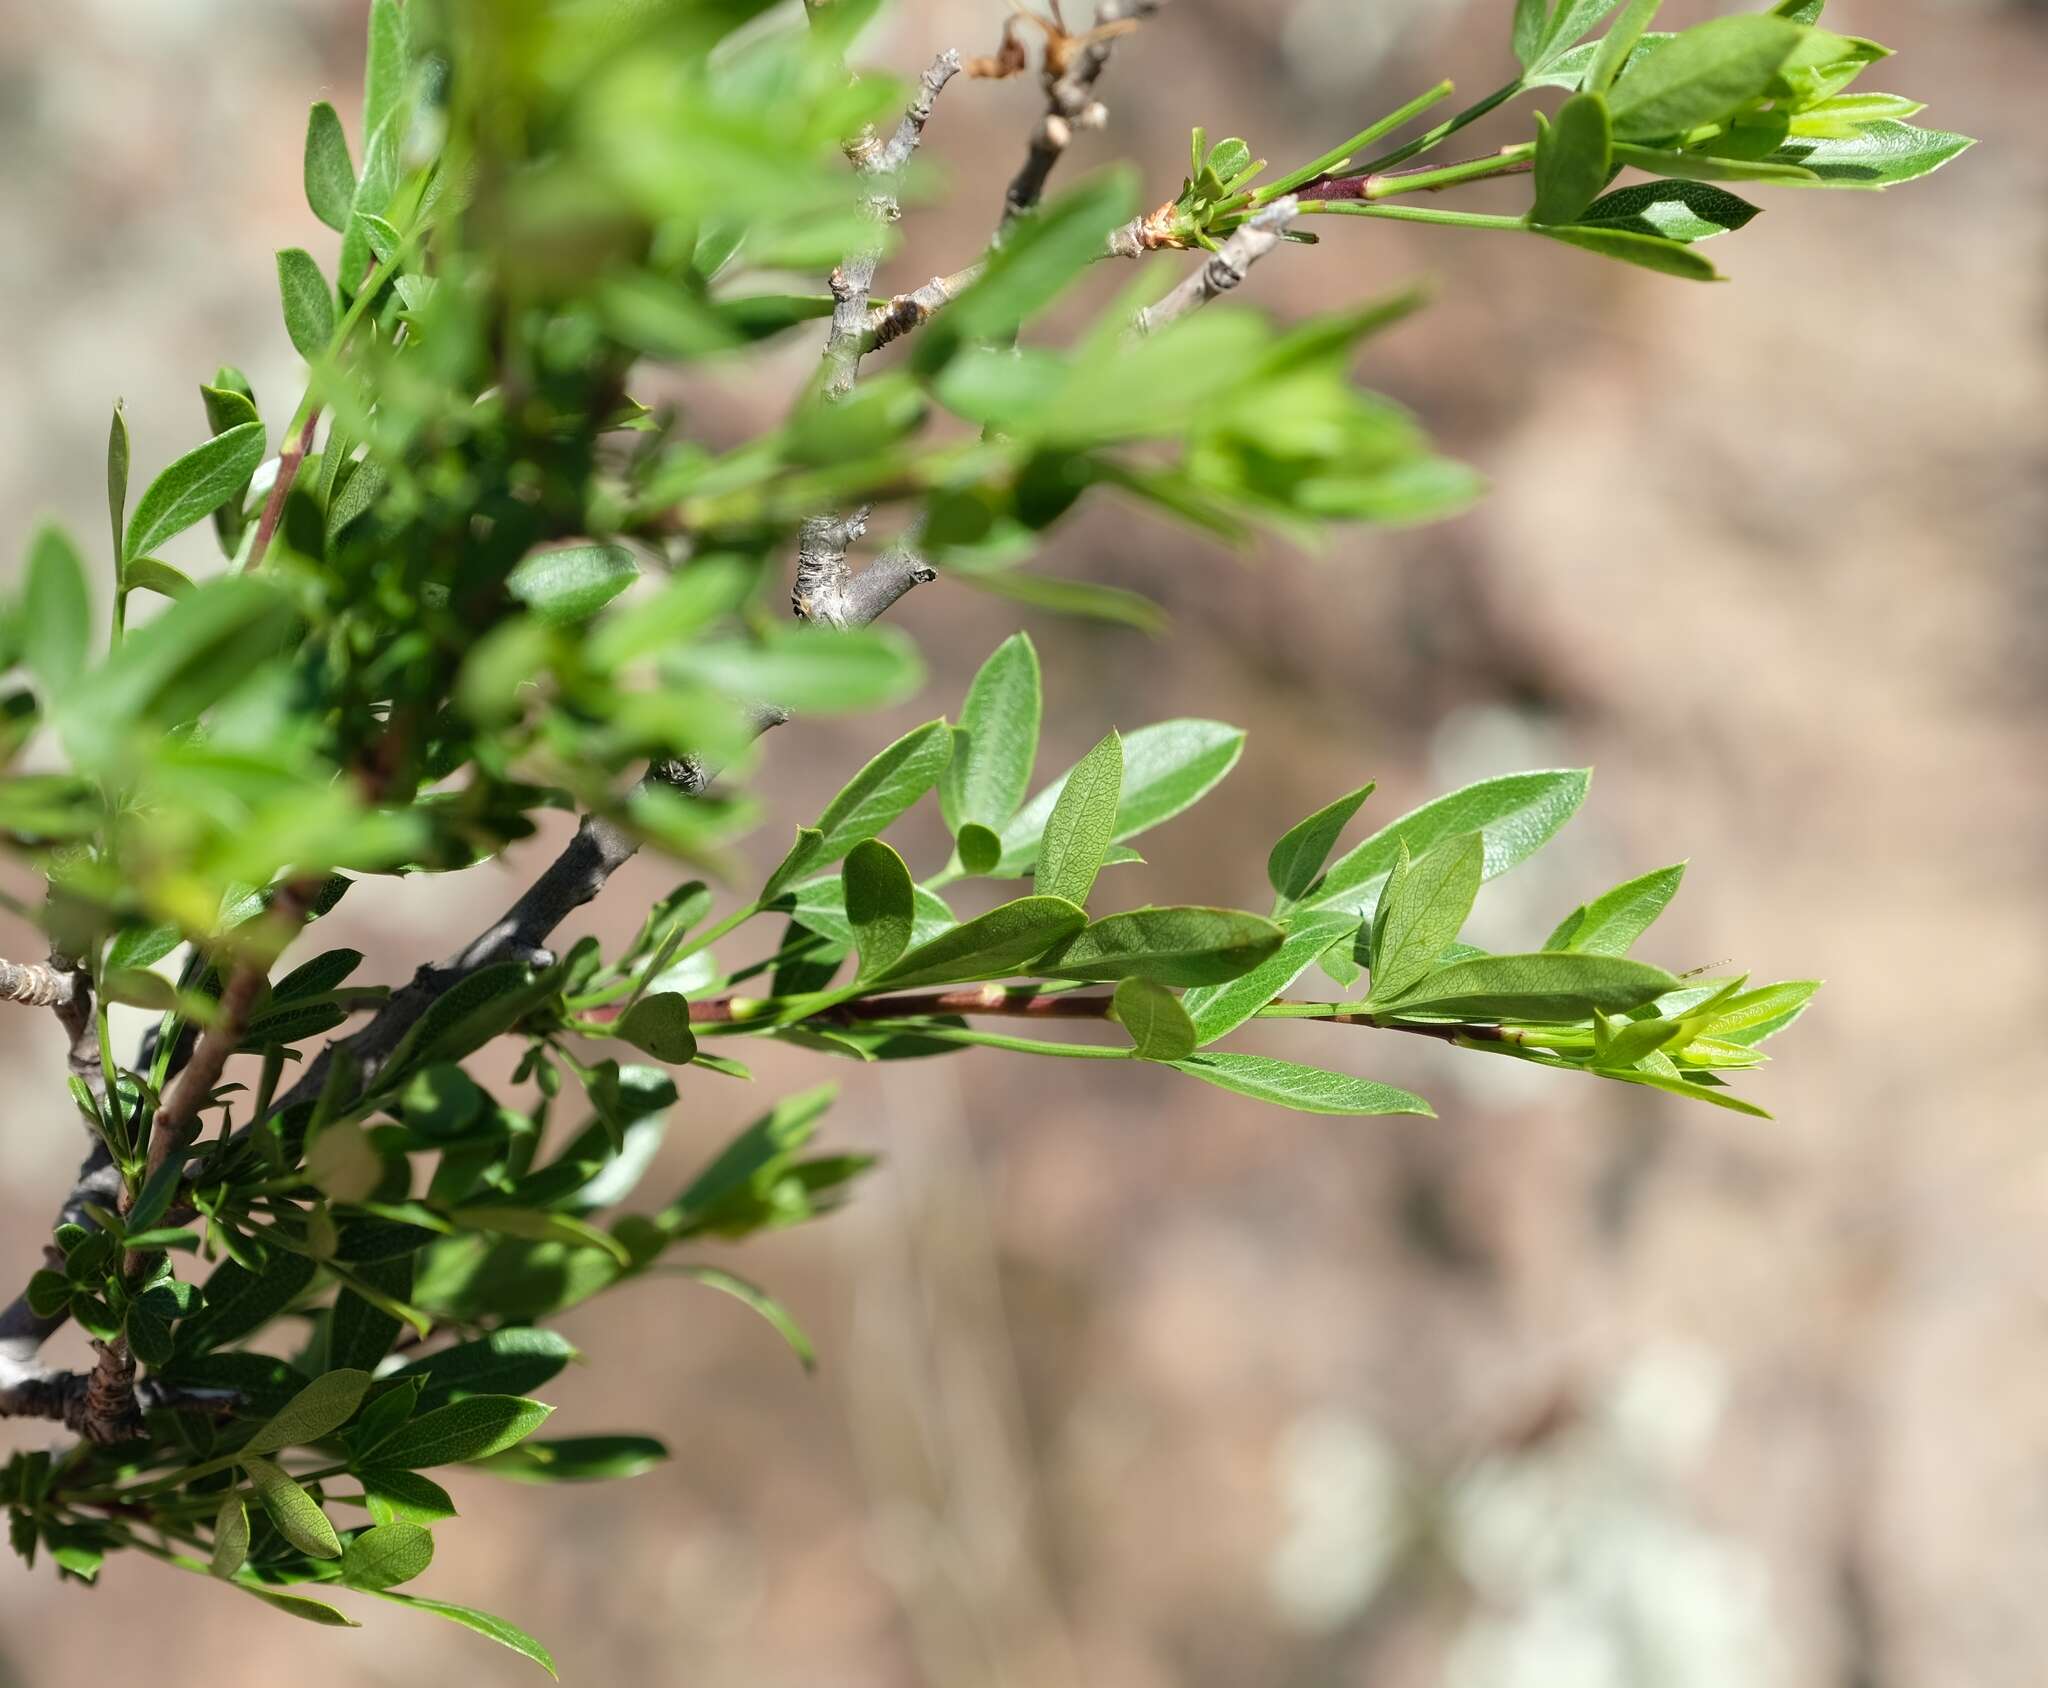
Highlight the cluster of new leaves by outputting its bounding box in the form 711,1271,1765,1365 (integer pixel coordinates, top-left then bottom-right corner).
0,0,1934,1666
1161,0,1971,280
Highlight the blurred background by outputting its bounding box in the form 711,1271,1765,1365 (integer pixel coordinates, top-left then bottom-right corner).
1,0,2041,1683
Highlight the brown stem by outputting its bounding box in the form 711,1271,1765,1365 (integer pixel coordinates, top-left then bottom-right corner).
245,407,321,573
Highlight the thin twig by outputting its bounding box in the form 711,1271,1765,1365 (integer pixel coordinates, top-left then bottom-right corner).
245,408,320,573
1001,0,1166,232
0,957,82,1009
1132,198,1298,335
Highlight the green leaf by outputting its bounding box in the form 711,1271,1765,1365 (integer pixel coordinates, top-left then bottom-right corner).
1304,770,1588,922
1267,783,1374,912
340,1521,434,1591
177,1252,318,1356
22,523,91,697
937,170,1138,349
1757,119,1974,188
242,1367,373,1456
106,401,130,566
941,633,1041,837
306,1121,384,1204
362,0,409,144
1606,16,1804,140
844,838,915,981
1589,0,1662,93
326,455,386,545
1531,0,1624,68
372,1594,556,1678
359,1468,457,1526
209,1492,249,1580
997,720,1244,875
957,823,1003,876
1513,0,1550,68
1697,979,1818,1045
670,626,923,716
276,248,337,361
1112,977,1197,1062
809,719,954,864
1530,94,1612,226
385,1328,578,1409
872,896,1087,991
121,557,197,601
1044,906,1284,988
473,1434,670,1483
1169,1052,1433,1117
1179,913,1356,1045
242,1455,341,1559
304,101,357,232
506,544,638,625
1607,141,1817,185
614,993,698,1063
1385,952,1678,1020
230,1583,361,1627
674,1265,814,1371
784,873,955,955
1033,729,1122,906
123,422,267,561
1786,92,1924,138
357,1395,554,1469
760,827,826,904
1544,862,1685,954
1575,179,1759,241
1536,223,1720,279
1367,832,1484,1006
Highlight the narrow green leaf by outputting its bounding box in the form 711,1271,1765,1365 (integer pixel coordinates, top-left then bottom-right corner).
1182,913,1355,1045
1530,93,1612,226
242,1367,372,1456
242,1455,341,1559
872,896,1086,991
123,425,265,567
1033,729,1122,906
1543,862,1685,954
1305,770,1588,922
674,1265,814,1371
1575,179,1759,241
22,523,91,696
1698,979,1819,1045
1537,223,1720,279
1607,141,1817,185
385,1328,578,1408
357,1395,554,1469
1112,977,1198,1061
1589,0,1662,93
810,719,954,865
1170,1052,1433,1117
232,1583,361,1627
1513,0,1551,69
1267,782,1374,912
614,993,698,1063
844,838,915,980
303,101,357,232
362,0,409,144
374,1593,556,1678
1044,906,1284,988
276,248,337,361
1757,119,1975,188
760,827,825,904
472,1434,670,1483
506,544,638,625
1532,0,1624,67
998,720,1244,875
1606,16,1804,140
359,1468,458,1526
210,1492,250,1580
1385,952,1678,1020
106,401,129,566
941,632,1041,836
783,873,955,954
340,1521,434,1591
122,558,197,602
1367,831,1484,1005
